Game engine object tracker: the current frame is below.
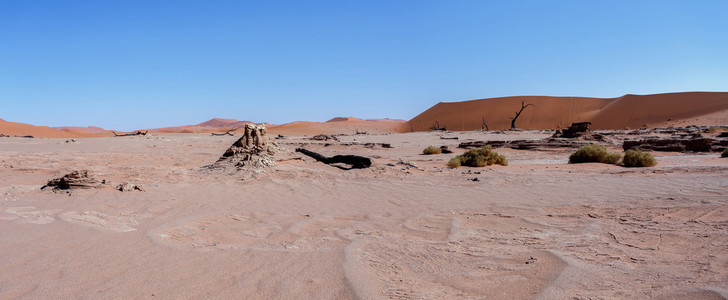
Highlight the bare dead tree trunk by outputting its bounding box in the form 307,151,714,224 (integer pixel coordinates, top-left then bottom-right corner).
431,121,446,131
510,101,534,129
481,117,489,131
113,130,148,137
211,128,237,136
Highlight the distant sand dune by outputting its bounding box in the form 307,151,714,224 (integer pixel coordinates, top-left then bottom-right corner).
408,92,728,131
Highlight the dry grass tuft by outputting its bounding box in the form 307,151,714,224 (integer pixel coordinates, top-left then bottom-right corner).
423,146,442,155
447,146,507,168
622,149,657,167
569,144,621,164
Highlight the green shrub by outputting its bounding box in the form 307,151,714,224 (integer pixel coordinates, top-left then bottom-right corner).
446,157,461,168
569,144,621,164
423,146,442,155
447,146,507,168
622,149,657,167
722,148,728,158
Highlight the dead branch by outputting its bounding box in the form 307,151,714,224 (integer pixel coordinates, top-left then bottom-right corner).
295,148,372,169
113,130,148,137
211,128,237,136
510,101,534,129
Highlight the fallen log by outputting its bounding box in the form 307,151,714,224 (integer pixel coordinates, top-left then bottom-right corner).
295,148,371,169
211,128,237,136
113,130,148,137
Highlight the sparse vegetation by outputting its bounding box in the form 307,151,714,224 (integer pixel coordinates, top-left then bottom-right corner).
622,149,657,167
447,146,507,168
569,144,621,164
722,148,728,158
423,146,442,155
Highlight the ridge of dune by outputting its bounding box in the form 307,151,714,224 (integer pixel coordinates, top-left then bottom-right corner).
327,117,364,122
53,126,106,133
407,92,728,131
0,118,77,138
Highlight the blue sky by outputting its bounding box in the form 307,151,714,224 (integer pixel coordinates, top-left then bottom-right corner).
1,1,727,130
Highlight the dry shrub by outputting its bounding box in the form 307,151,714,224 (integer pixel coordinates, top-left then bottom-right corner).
569,144,621,164
722,148,728,158
622,149,657,167
446,157,461,168
447,146,507,168
423,146,442,155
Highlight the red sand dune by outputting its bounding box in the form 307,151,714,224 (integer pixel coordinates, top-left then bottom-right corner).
0,118,78,138
150,118,253,133
269,118,407,136
53,126,106,133
408,92,728,131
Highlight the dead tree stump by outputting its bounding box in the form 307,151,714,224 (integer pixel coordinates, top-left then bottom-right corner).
214,124,278,168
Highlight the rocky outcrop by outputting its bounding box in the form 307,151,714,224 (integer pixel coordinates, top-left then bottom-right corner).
623,137,728,152
215,123,278,168
43,170,101,190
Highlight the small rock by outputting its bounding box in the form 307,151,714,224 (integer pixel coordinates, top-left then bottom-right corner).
116,182,144,192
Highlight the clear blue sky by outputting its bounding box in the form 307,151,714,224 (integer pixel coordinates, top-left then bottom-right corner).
2,1,727,130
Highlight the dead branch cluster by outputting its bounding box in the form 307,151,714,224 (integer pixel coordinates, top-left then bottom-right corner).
113,130,148,137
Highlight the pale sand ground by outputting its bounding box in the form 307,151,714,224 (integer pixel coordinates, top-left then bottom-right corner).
1,131,727,299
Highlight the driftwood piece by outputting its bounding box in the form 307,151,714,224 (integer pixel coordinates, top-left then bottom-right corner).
43,170,101,190
113,130,148,137
623,138,727,152
295,148,371,169
211,128,237,136
214,123,277,168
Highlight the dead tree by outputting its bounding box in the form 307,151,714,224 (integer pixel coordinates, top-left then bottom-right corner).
211,128,237,136
481,117,489,131
510,101,534,129
355,129,367,135
113,130,148,137
431,121,446,131
295,148,371,169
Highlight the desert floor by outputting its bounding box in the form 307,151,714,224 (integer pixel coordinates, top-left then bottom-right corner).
1,131,727,299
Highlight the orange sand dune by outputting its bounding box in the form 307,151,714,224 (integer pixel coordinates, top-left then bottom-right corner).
150,118,253,133
53,126,106,133
408,92,728,131
269,118,407,136
0,118,78,138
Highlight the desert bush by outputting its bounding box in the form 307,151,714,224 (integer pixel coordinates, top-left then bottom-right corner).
622,149,657,167
446,157,461,168
722,148,728,158
447,146,507,168
423,146,442,155
569,144,621,164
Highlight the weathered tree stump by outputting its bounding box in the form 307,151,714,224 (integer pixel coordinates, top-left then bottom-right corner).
214,124,278,168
